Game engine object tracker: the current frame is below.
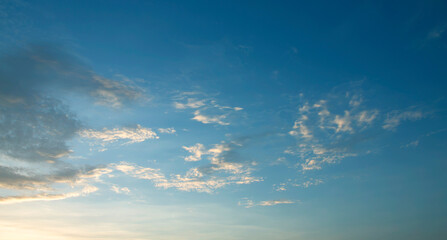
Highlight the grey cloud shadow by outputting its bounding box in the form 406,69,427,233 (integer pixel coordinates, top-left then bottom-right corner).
0,43,142,196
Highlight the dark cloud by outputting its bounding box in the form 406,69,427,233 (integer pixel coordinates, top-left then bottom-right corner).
0,96,80,163
0,165,46,190
0,44,141,198
0,44,144,163
0,45,87,164
0,164,101,190
0,44,144,107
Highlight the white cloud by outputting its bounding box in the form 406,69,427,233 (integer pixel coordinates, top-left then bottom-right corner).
183,143,206,162
192,110,229,126
334,111,353,133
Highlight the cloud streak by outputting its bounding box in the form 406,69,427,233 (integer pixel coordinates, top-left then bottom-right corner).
238,198,295,208
79,125,159,146
0,185,98,204
383,110,425,130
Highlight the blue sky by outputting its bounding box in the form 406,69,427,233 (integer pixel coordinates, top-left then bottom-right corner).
0,0,446,239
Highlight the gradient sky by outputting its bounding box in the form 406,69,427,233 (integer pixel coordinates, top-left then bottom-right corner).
1,0,447,239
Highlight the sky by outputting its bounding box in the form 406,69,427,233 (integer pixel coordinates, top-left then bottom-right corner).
0,0,447,239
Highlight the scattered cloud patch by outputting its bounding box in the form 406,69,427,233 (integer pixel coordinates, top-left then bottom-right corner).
287,90,426,172
112,162,222,193
113,140,261,193
273,182,287,192
287,92,379,171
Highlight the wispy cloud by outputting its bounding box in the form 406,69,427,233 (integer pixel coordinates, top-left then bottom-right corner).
274,178,323,191
238,198,295,208
192,110,230,125
79,125,159,151
158,128,176,134
273,182,287,192
293,178,324,188
174,98,206,109
91,75,146,108
173,93,242,126
334,110,353,133
383,110,425,130
357,110,379,125
402,140,419,148
1,45,146,108
0,185,98,204
427,25,446,40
